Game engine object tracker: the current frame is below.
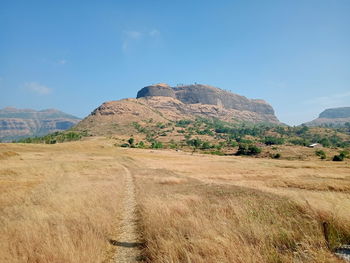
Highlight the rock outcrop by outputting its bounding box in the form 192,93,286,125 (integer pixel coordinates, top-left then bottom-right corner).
303,107,350,127
137,84,275,115
0,107,80,142
75,83,280,136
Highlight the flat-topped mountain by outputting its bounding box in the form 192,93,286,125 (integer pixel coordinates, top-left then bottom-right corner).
137,83,275,115
75,83,280,136
303,107,350,127
0,107,81,142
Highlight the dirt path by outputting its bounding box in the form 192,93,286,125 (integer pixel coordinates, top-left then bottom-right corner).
112,165,141,263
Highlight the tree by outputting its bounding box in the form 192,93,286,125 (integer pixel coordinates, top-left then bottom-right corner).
128,137,135,147
319,138,330,148
264,136,284,145
248,144,262,155
236,144,261,156
186,138,202,153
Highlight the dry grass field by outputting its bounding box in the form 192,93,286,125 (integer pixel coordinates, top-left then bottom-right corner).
0,139,127,262
1,138,349,262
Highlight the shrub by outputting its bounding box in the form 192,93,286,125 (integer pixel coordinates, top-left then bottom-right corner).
264,136,285,145
315,150,326,159
128,137,134,147
319,138,330,147
248,144,262,155
186,138,202,148
16,131,87,144
236,144,262,156
272,153,281,159
229,140,238,147
137,141,145,148
151,141,163,149
236,137,253,144
169,143,177,149
175,120,191,127
201,141,211,150
333,155,344,161
339,150,349,158
289,138,310,146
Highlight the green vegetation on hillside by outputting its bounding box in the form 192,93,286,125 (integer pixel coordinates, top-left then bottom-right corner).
128,118,350,158
15,130,89,144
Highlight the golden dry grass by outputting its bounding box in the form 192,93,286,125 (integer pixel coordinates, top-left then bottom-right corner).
0,139,126,263
1,140,349,262
122,147,350,262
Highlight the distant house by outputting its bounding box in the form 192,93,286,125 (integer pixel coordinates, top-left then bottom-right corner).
308,143,322,148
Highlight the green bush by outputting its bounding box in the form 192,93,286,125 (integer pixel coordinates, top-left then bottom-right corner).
339,150,349,158
137,141,145,148
289,138,310,146
315,150,326,159
264,136,285,145
201,141,211,149
271,153,281,159
229,140,238,147
128,137,134,147
236,144,262,156
248,145,262,155
333,155,344,161
151,141,163,149
319,138,330,147
175,120,192,127
16,131,87,144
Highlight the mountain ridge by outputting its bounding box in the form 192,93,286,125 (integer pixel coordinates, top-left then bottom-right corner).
304,107,350,127
0,107,81,142
137,83,275,115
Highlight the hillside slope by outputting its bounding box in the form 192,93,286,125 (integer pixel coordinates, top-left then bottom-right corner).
0,107,81,141
75,83,280,136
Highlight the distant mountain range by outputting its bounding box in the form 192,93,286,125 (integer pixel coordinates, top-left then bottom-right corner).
0,107,81,142
2,87,348,142
303,107,350,127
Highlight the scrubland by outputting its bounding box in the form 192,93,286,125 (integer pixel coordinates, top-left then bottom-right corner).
1,139,349,262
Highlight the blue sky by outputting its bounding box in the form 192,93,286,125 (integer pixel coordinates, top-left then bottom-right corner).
1,0,349,125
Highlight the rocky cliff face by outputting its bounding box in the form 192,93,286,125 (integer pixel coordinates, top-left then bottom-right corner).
303,107,350,127
137,84,275,115
75,83,280,136
318,107,350,119
0,107,81,142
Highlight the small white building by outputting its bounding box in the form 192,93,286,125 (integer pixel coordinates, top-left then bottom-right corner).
308,143,322,148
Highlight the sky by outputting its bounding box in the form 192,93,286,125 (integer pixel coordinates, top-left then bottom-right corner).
1,0,349,125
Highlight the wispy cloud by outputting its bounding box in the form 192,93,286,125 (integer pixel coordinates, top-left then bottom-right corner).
149,29,160,37
25,82,52,95
122,30,142,51
57,59,67,65
122,29,161,52
304,91,350,108
125,30,142,39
